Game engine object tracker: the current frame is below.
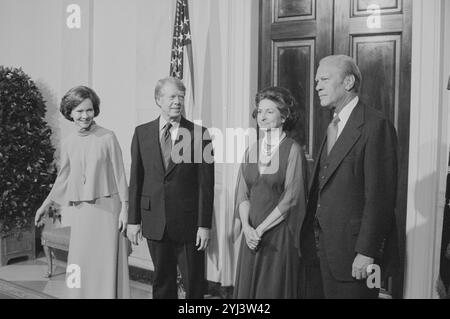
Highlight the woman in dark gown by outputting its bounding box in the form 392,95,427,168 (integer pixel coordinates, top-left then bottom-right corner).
233,87,307,299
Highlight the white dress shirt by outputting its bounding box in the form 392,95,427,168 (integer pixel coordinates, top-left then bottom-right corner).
159,116,180,145
335,96,359,139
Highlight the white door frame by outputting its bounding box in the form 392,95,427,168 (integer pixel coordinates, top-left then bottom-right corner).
405,0,450,299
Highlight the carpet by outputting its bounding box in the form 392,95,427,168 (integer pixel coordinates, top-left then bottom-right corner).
0,279,56,299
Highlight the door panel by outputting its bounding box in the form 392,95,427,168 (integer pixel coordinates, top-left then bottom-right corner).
354,0,402,15
352,35,401,125
260,0,333,167
274,40,314,158
276,0,315,21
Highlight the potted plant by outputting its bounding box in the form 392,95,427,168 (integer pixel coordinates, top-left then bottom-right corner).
0,66,56,266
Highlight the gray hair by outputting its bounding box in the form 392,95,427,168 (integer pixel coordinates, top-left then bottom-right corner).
154,77,186,102
320,55,362,93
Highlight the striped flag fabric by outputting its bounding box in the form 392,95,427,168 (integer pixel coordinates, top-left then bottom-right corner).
170,0,195,119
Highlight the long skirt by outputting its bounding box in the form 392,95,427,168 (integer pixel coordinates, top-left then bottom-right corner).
65,194,130,299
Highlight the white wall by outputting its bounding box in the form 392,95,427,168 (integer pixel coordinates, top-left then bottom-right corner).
91,0,137,178
0,0,65,148
135,0,175,125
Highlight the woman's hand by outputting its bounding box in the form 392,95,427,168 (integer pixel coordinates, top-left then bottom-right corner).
118,207,128,233
34,206,46,227
243,225,261,250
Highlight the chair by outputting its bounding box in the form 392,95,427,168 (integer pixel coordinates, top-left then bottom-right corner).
40,213,70,278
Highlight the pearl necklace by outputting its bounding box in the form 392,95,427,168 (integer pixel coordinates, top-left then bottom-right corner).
261,132,286,156
77,122,97,185
259,131,286,168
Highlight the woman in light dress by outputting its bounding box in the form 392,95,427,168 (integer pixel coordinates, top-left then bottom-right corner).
35,86,130,299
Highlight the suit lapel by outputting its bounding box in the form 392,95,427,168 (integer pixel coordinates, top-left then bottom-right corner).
165,117,191,177
309,135,327,192
149,117,166,175
320,102,364,190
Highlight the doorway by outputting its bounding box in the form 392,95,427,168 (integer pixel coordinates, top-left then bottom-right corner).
259,0,412,297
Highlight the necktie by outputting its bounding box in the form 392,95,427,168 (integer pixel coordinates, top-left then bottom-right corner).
327,114,340,155
161,123,172,169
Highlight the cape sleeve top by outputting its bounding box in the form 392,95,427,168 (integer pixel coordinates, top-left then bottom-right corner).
47,124,128,205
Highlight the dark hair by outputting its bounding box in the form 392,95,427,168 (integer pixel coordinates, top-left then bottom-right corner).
253,86,299,131
60,86,100,121
154,77,186,103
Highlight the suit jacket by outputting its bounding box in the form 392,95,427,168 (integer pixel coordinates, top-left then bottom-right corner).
128,116,214,243
300,102,398,281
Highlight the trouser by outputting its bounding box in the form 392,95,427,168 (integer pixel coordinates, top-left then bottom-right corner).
147,231,205,299
316,227,380,299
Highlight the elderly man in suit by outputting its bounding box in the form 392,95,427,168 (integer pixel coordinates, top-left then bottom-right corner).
127,77,214,299
300,55,398,299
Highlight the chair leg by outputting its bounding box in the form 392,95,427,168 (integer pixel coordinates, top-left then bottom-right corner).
43,245,53,278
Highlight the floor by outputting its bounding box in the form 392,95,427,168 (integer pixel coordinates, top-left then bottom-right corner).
0,257,153,299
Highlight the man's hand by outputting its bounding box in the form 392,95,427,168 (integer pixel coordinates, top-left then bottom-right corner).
127,224,142,245
196,227,210,251
352,253,375,280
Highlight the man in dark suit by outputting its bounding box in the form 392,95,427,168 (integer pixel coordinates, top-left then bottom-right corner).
300,55,398,298
127,77,214,299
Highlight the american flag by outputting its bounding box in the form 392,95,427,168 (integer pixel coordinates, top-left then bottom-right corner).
170,0,192,79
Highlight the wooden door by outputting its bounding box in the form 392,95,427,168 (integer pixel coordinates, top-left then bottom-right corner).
260,0,334,168
259,0,412,298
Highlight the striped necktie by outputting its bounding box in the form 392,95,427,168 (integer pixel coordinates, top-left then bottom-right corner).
327,114,340,155
161,123,172,169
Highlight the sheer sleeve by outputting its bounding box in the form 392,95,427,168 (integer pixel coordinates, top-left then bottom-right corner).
232,149,251,241
46,141,70,206
108,132,129,202
235,164,250,211
277,143,308,254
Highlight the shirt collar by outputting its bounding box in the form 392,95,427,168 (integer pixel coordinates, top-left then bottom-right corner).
159,116,181,132
334,96,359,123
